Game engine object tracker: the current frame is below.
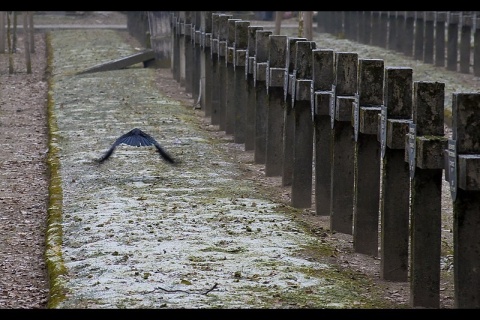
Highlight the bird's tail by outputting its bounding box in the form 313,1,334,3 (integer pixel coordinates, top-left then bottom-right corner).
155,144,175,164
97,147,115,164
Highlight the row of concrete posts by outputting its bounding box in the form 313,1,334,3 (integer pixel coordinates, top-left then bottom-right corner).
166,10,480,309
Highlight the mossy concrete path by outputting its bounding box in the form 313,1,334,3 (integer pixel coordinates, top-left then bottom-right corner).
45,29,404,309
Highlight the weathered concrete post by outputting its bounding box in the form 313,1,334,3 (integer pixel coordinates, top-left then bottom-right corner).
172,13,181,83
460,14,472,74
388,12,398,51
200,11,213,117
362,11,372,45
233,20,250,144
291,40,316,209
379,11,388,48
447,12,460,72
244,26,263,151
474,16,480,77
404,12,415,56
265,35,288,177
447,93,480,308
408,81,446,308
210,13,221,126
379,67,412,281
371,11,381,47
395,12,405,52
253,30,272,164
225,18,241,134
282,37,306,187
332,12,343,36
352,59,384,255
184,11,193,93
312,49,334,216
192,12,201,102
217,14,233,132
424,12,434,64
414,11,424,61
435,12,447,67
344,11,355,40
330,52,358,235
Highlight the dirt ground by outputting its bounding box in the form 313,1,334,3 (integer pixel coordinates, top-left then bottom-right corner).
0,11,461,309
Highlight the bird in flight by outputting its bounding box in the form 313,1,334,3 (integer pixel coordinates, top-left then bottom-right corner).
97,128,175,164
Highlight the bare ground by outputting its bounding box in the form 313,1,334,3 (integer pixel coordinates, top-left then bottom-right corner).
0,11,464,309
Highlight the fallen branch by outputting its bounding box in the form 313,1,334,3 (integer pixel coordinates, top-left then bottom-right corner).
143,282,218,295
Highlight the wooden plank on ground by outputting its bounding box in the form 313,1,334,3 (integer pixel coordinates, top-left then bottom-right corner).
76,49,156,75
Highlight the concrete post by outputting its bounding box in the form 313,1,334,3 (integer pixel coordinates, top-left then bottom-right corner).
244,26,263,151
450,93,480,308
371,11,381,46
395,12,405,52
192,12,201,102
362,11,372,45
225,18,241,134
447,12,459,72
414,11,424,61
435,12,447,67
460,14,472,74
210,13,221,126
353,59,384,256
379,11,388,48
409,81,445,308
312,49,335,216
217,14,232,131
265,35,288,177
330,52,358,235
184,11,193,93
282,37,306,187
233,20,250,144
172,13,181,83
253,30,272,164
404,12,415,56
474,16,480,76
387,12,398,51
291,41,316,209
201,11,213,117
379,67,412,282
424,12,434,64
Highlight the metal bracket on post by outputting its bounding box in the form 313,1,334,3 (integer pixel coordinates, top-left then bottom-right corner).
353,93,360,141
408,122,417,179
445,140,480,201
445,139,458,200
380,105,387,158
329,85,336,129
289,72,296,105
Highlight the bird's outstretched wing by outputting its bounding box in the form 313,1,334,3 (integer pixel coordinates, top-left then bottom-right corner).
97,128,175,164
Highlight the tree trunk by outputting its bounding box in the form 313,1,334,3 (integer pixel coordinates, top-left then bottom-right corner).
304,11,313,40
23,12,31,74
274,11,283,35
28,11,34,53
7,12,14,73
298,11,304,38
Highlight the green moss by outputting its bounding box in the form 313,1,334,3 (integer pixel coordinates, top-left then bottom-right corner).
44,31,68,309
444,108,452,128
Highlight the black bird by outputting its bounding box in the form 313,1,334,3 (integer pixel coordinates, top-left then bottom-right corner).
97,128,175,164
